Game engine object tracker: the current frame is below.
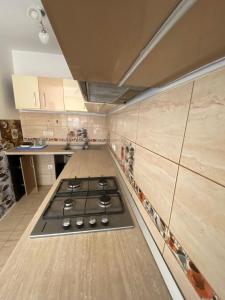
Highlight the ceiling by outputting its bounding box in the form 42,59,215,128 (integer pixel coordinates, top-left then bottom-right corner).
0,0,61,53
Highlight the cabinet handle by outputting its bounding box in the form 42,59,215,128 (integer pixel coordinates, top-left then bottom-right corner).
43,92,46,107
33,92,36,106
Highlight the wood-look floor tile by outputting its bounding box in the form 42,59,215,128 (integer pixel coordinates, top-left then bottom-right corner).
8,231,24,241
0,231,11,242
0,216,24,232
15,215,33,232
0,241,17,268
0,186,49,271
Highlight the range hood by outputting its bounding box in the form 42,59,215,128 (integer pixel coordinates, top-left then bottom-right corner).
79,82,145,104
43,0,225,105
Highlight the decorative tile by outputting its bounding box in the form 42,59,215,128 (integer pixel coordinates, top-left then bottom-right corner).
109,141,219,300
166,231,218,300
20,112,108,145
134,145,178,225
0,120,22,219
170,167,225,299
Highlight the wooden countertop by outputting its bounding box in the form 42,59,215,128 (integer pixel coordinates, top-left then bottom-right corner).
0,147,170,300
5,145,74,155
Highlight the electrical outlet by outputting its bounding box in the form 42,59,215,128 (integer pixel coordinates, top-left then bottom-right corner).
48,164,53,170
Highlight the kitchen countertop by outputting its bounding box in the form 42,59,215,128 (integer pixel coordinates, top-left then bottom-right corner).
5,145,74,155
0,147,170,300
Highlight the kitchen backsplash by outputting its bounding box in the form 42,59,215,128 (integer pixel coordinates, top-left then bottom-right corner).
20,112,107,144
107,66,225,300
0,120,23,219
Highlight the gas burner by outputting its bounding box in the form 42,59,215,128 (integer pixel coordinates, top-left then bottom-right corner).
64,198,73,210
98,178,108,187
68,179,81,189
99,194,111,208
31,176,134,237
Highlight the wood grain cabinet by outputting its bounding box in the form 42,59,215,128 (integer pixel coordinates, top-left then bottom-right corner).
63,79,86,111
20,155,38,195
38,77,64,111
8,155,38,198
12,75,40,109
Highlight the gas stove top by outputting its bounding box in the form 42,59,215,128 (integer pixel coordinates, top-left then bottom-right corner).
30,176,134,238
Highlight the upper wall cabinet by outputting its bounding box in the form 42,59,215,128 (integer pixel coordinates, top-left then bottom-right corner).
125,0,225,87
42,0,179,84
38,77,64,111
12,75,40,109
12,75,87,112
43,0,225,89
63,79,86,112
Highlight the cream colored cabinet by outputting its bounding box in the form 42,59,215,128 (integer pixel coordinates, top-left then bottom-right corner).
38,77,64,111
12,75,40,109
12,75,86,112
63,79,86,111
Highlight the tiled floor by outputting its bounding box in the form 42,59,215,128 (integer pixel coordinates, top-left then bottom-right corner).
0,186,50,272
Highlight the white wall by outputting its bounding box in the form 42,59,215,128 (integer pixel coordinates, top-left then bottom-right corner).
12,50,72,79
0,48,19,119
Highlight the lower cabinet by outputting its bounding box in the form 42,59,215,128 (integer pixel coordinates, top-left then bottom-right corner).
8,156,25,201
8,154,70,201
8,155,37,199
20,156,38,195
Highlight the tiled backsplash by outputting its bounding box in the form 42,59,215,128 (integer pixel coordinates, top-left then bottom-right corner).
20,112,107,144
107,67,225,300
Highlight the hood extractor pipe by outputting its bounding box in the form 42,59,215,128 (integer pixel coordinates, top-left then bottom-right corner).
118,0,197,87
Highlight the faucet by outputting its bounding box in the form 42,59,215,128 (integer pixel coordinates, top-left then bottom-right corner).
77,128,89,150
65,131,71,150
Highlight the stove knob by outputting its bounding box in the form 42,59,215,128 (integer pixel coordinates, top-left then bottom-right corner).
101,216,109,225
89,217,97,226
76,217,84,228
62,218,71,229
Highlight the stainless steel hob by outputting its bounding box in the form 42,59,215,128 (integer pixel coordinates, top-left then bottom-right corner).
30,176,134,238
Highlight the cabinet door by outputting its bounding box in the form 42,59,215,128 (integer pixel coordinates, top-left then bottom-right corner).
12,75,40,109
20,156,38,195
38,77,64,111
63,79,86,111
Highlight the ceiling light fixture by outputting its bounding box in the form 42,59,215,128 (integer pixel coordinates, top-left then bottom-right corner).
39,21,49,45
27,6,50,45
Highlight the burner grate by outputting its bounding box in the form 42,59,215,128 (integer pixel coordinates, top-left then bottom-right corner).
55,176,118,195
